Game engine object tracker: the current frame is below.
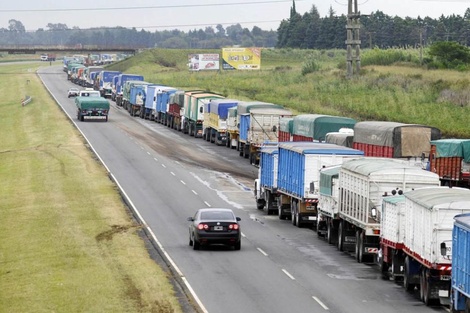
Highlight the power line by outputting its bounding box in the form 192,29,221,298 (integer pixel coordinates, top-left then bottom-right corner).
0,0,305,13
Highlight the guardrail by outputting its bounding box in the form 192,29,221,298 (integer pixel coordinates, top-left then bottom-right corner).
21,95,32,106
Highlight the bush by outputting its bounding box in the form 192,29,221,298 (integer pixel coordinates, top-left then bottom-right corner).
301,59,320,75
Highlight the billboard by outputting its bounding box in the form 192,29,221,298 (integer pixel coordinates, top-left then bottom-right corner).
222,48,261,70
188,54,220,71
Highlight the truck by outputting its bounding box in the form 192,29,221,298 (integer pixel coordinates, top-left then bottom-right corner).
97,71,121,98
226,106,238,149
204,99,239,145
83,66,104,88
254,145,279,215
385,187,470,306
183,91,224,137
275,142,364,226
154,87,178,123
278,117,293,142
124,81,152,116
428,139,470,188
167,90,185,130
352,121,441,167
40,53,56,61
141,85,166,120
239,106,293,165
334,158,441,263
114,74,144,107
75,97,110,122
449,212,470,312
291,114,356,142
324,128,354,147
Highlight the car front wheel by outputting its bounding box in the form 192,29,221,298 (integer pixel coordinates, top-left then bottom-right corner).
234,241,241,250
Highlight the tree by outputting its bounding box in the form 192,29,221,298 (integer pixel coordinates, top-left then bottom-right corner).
8,19,25,32
428,41,470,68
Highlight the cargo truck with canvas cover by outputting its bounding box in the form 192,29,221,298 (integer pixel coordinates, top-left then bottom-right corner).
114,74,144,106
317,165,342,243
428,139,470,188
182,90,204,134
352,121,441,167
97,70,121,98
254,145,279,215
75,97,110,122
141,85,166,120
183,91,224,138
239,107,293,165
167,90,185,131
325,128,354,147
396,187,470,306
83,66,103,88
276,142,364,227
449,212,470,312
278,117,293,142
204,99,239,145
154,87,177,123
291,114,356,142
336,158,441,263
125,81,152,116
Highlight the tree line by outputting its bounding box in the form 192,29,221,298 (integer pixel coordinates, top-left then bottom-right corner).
1,2,470,50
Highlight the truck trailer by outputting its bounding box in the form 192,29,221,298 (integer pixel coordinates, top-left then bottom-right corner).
183,91,224,137
167,90,185,131
291,114,356,142
114,74,144,107
429,138,470,188
254,145,279,215
75,97,110,122
449,212,470,312
97,70,121,98
204,99,239,145
335,158,441,263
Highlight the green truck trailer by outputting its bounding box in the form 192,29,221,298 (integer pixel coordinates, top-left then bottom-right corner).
75,97,110,122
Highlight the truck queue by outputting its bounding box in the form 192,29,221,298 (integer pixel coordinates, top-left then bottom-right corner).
63,57,470,311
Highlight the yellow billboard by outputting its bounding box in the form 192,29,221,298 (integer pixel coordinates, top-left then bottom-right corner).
222,48,261,70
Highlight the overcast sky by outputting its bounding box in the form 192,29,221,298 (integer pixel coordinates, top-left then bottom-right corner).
1,0,469,32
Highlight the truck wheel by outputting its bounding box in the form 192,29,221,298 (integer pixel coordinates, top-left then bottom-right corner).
404,256,416,292
355,231,361,262
465,299,470,313
278,206,285,220
337,221,345,251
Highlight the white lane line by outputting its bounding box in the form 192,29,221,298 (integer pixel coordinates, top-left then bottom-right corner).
181,180,186,185
282,269,295,280
170,172,175,176
140,146,144,150
147,151,151,155
257,248,268,256
192,190,198,195
161,164,166,168
312,297,329,310
204,201,211,207
241,232,246,238
154,158,158,162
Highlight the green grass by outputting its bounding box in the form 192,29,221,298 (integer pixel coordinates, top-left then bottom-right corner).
0,62,182,313
108,48,470,138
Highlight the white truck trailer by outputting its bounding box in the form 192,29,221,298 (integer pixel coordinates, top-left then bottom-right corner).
335,158,441,263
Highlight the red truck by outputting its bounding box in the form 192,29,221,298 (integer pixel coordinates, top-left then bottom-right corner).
429,138,470,187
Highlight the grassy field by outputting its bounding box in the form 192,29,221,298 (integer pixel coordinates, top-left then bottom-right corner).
109,48,470,138
0,62,183,312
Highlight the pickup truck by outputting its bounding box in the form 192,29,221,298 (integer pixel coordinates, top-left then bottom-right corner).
79,89,101,98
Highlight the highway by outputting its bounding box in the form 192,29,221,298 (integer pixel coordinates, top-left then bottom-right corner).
38,65,447,313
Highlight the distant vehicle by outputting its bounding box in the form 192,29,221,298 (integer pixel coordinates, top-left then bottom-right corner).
79,89,101,97
67,87,79,98
187,208,241,250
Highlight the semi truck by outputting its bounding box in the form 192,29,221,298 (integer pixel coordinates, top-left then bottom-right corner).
226,106,238,149
204,99,239,145
97,71,121,98
276,142,364,226
352,121,441,167
254,145,279,215
114,74,144,107
75,97,110,122
428,138,470,188
324,128,354,147
83,66,103,88
382,187,470,306
278,117,293,142
449,212,470,312
155,87,178,124
141,85,165,120
183,91,224,137
124,81,152,116
334,158,441,263
167,90,185,130
291,114,356,142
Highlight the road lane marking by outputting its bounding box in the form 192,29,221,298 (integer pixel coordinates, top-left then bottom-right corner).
204,201,211,207
180,180,186,185
170,172,175,176
257,248,268,256
154,158,158,162
192,190,198,195
282,269,295,280
312,297,329,310
147,151,151,155
161,164,166,168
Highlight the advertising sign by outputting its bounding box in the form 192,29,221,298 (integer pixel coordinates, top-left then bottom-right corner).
188,54,220,71
222,48,261,70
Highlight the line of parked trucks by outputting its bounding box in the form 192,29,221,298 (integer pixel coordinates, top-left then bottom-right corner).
62,61,470,312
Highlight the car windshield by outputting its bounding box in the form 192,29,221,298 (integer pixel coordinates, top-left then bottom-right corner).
200,211,234,220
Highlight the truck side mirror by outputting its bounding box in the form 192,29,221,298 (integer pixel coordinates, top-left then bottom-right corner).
440,242,446,256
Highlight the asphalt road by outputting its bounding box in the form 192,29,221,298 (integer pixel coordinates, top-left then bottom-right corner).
38,65,447,313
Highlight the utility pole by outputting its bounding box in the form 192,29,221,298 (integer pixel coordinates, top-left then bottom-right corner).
346,0,361,78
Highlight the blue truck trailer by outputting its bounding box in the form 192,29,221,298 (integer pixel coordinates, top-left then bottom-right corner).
254,145,279,215
450,213,470,312
155,87,177,124
114,74,144,106
97,70,121,98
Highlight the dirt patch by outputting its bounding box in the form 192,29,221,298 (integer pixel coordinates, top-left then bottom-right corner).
96,224,141,242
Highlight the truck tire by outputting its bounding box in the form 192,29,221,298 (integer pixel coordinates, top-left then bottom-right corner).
327,222,334,244
465,298,470,313
337,221,345,251
355,230,363,263
404,256,416,292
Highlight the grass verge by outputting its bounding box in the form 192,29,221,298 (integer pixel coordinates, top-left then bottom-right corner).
0,62,183,313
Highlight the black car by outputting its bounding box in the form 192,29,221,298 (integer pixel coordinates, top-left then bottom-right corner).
188,208,241,250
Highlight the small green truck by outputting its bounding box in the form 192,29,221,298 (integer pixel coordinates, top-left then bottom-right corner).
75,97,110,122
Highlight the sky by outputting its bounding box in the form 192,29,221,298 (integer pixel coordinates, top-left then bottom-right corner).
1,0,469,32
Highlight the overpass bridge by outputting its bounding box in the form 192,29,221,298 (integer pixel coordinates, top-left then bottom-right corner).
0,45,138,55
